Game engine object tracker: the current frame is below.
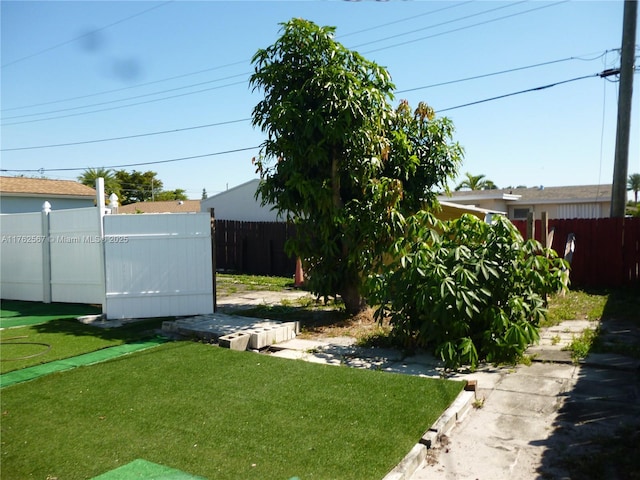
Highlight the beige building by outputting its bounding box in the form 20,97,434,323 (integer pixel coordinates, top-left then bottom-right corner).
439,184,613,220
117,200,201,214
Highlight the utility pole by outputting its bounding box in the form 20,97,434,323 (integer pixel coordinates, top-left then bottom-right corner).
611,0,637,217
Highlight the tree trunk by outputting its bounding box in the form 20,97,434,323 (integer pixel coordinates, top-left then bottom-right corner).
331,151,342,209
331,150,365,314
340,279,366,315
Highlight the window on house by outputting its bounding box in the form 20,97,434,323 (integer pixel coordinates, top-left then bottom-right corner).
512,207,531,220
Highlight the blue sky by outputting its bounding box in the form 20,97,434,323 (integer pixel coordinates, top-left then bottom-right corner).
1,0,638,199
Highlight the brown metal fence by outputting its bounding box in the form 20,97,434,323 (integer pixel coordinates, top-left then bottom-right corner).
214,220,297,277
512,217,640,288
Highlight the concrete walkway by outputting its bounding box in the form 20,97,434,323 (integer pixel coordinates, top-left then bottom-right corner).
409,318,640,480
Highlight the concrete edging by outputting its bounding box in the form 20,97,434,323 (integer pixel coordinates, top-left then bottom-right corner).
382,384,476,480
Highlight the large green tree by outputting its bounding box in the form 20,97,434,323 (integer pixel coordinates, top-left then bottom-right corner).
115,170,163,205
250,19,462,313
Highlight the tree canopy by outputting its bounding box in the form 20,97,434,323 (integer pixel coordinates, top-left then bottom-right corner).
78,169,190,205
250,18,462,313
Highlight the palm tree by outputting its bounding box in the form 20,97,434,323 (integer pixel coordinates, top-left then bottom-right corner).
77,168,120,196
627,173,640,204
455,172,498,191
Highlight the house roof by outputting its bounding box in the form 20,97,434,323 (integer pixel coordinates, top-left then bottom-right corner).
118,200,201,214
0,176,96,198
438,200,505,219
442,184,612,205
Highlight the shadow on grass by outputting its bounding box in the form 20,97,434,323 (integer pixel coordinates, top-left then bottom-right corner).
0,300,102,328
535,286,640,479
30,317,168,342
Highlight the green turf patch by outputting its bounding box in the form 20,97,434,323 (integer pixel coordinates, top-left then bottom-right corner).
0,300,101,329
0,317,166,374
1,342,464,480
0,337,167,388
92,458,206,479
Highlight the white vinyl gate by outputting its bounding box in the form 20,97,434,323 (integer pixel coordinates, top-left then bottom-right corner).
49,206,105,305
1,204,214,319
103,213,213,319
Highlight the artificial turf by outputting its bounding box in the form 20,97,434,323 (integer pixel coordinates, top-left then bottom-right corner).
0,317,166,374
0,299,101,329
1,341,464,480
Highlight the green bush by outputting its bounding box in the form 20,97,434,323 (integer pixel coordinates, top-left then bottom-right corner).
367,213,568,369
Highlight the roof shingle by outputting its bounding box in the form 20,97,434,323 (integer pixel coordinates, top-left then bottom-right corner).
117,200,201,214
0,176,96,197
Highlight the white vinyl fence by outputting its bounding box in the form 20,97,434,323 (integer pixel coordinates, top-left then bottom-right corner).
1,203,214,319
0,211,46,302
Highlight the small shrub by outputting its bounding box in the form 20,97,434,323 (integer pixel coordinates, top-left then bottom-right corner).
565,327,599,362
367,212,568,369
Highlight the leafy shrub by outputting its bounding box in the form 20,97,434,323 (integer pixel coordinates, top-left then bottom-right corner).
366,212,568,369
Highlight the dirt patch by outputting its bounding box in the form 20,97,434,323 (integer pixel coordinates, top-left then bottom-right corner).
298,307,392,344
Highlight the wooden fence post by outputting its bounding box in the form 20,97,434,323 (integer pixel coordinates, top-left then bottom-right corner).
541,212,549,248
526,211,535,241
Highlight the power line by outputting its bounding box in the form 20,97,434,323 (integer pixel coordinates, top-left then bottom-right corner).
363,1,569,55
396,52,612,94
338,1,475,39
1,1,174,69
2,52,615,151
1,60,249,113
1,71,611,174
0,118,251,151
1,79,247,126
352,1,527,50
2,3,473,113
1,1,565,118
437,73,599,113
0,146,261,173
2,72,251,121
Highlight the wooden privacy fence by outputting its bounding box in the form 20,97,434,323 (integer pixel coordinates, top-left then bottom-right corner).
512,217,640,288
214,220,297,277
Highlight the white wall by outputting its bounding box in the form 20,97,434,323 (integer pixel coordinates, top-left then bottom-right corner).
201,179,283,221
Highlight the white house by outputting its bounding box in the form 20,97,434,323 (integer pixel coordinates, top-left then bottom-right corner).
0,176,97,213
201,179,282,221
438,184,613,220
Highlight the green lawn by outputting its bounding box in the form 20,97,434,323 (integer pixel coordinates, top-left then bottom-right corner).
0,317,166,374
0,342,464,480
